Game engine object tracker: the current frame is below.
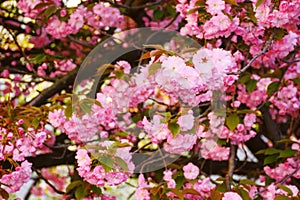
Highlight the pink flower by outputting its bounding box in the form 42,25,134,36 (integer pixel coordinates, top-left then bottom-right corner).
222,192,242,200
200,139,229,160
183,162,199,180
135,174,150,200
177,110,194,131
68,11,85,33
164,134,197,154
142,115,171,144
105,172,128,186
0,160,32,193
206,0,225,15
48,109,66,128
244,113,256,129
163,170,173,181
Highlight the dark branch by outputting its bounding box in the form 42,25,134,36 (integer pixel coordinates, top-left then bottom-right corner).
27,69,78,106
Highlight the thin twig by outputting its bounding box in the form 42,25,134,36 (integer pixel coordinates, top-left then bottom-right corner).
103,0,164,10
5,26,36,74
67,35,94,48
34,169,65,195
239,33,275,74
226,144,237,191
254,164,300,198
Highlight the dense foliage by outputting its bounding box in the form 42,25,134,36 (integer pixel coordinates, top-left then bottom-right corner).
0,0,299,199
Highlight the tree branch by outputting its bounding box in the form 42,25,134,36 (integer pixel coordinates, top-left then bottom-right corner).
239,32,275,74
27,69,78,106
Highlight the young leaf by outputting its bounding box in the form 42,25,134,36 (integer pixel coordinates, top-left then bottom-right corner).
264,148,281,155
153,10,164,20
66,180,83,194
115,156,129,171
75,185,88,200
267,82,280,95
255,0,264,7
226,113,240,131
264,154,279,165
98,155,114,170
277,184,293,196
91,185,102,195
279,149,297,158
148,62,162,77
168,122,180,136
246,79,258,92
274,195,290,200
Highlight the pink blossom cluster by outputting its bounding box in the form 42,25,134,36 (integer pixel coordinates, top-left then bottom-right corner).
143,9,182,30
164,133,197,154
42,3,125,39
270,82,300,117
135,174,151,200
184,177,215,199
176,0,239,39
254,0,300,29
0,71,31,98
0,126,47,161
259,184,299,199
199,139,229,160
264,157,300,182
0,160,32,193
17,0,61,18
163,169,176,188
75,147,133,187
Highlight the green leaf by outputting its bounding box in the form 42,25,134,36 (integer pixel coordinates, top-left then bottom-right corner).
75,185,88,200
64,104,72,119
246,79,258,92
114,131,128,137
261,69,283,78
44,5,57,18
32,118,40,129
264,148,281,155
175,175,185,189
153,10,164,20
273,28,287,40
292,77,300,86
226,113,240,131
236,187,251,200
34,2,53,9
239,179,257,185
148,62,162,77
167,6,177,17
187,7,199,15
274,195,290,200
238,73,251,84
279,149,297,158
255,0,264,7
216,138,227,146
267,82,280,95
98,155,114,171
30,54,46,64
168,122,180,136
277,184,293,196
79,102,91,114
256,149,266,154
66,180,83,193
167,188,184,200
264,154,279,165
216,181,227,192
182,188,200,195
91,185,102,195
115,156,129,171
